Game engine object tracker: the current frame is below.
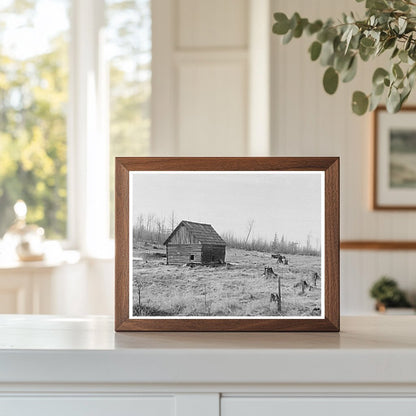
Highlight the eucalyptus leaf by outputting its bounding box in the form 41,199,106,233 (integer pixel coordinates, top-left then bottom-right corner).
369,92,383,111
383,37,396,50
386,87,401,112
309,41,322,61
273,13,290,34
323,67,339,94
372,67,389,85
391,47,399,59
282,29,293,44
342,56,358,82
398,17,407,34
399,49,408,63
401,87,411,106
393,63,404,79
307,20,323,35
352,91,369,115
373,82,385,96
366,0,388,11
360,37,375,48
405,33,413,50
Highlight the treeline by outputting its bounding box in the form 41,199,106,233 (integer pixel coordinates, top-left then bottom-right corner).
222,232,320,256
133,214,320,256
132,213,172,246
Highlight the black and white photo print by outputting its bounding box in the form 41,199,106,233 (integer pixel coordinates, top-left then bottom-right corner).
129,171,324,319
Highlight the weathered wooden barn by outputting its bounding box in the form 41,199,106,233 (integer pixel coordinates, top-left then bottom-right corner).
163,220,226,265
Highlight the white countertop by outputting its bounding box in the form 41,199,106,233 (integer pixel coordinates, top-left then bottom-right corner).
0,315,415,386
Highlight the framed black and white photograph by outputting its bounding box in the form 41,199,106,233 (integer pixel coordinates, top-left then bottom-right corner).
374,106,416,210
115,157,339,332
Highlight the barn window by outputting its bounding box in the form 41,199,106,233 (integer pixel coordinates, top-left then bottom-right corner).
190,255,194,261
211,256,215,262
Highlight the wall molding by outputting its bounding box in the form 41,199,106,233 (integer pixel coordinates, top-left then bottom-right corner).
340,241,416,250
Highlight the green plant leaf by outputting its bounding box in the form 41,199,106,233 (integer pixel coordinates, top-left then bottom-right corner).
391,47,399,59
323,67,339,94
387,87,401,112
366,0,388,7
273,13,290,34
398,16,407,34
293,17,309,38
383,37,396,50
372,67,389,86
399,49,408,63
374,82,385,95
369,92,383,111
282,29,293,44
360,37,375,48
342,56,357,82
393,63,404,79
352,91,369,115
405,34,413,50
309,41,322,61
307,20,323,35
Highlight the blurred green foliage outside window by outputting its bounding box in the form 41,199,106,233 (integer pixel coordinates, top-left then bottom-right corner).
0,0,151,240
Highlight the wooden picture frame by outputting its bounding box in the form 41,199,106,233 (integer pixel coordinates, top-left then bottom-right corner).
115,157,339,332
373,106,416,210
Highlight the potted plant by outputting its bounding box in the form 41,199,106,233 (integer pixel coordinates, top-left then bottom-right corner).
272,0,416,115
369,276,413,313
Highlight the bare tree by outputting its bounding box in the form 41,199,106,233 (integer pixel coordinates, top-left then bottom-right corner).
170,211,176,232
244,219,255,244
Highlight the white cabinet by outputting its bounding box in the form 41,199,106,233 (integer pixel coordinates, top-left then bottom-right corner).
1,316,416,416
222,398,416,416
1,397,175,416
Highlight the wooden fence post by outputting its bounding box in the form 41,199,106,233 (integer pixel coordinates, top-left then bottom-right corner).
277,274,281,312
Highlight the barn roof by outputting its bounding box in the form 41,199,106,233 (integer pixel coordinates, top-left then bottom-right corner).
164,220,226,246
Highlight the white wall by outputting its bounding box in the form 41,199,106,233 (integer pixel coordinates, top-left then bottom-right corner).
152,0,261,157
271,0,416,313
30,0,416,317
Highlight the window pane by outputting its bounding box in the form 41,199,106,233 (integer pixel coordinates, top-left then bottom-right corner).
0,0,70,239
106,0,151,237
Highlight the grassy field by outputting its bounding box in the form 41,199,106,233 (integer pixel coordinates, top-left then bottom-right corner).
132,243,322,317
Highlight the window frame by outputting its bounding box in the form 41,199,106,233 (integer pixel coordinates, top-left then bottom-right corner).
67,0,111,257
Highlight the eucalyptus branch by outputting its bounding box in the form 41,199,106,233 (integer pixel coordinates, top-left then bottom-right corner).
272,0,416,115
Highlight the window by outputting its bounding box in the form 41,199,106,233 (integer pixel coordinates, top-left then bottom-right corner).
0,0,70,239
0,0,151,252
190,255,194,261
106,0,151,237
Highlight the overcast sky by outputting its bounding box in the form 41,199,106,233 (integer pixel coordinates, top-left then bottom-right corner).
131,172,323,247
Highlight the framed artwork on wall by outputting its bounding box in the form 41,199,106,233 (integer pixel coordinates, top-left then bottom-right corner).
374,106,416,210
115,157,339,332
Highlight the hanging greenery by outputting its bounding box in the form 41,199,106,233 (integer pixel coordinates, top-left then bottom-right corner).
272,0,416,115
